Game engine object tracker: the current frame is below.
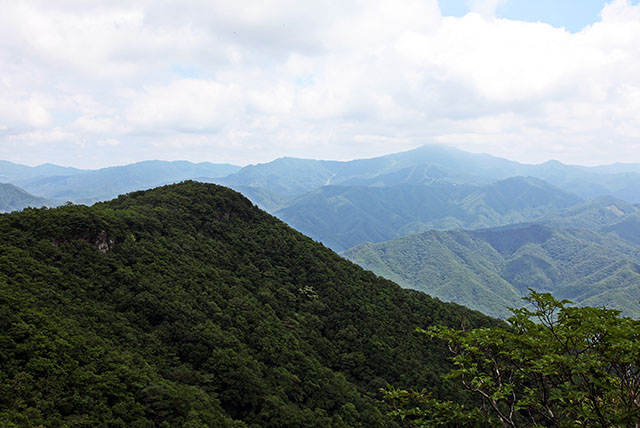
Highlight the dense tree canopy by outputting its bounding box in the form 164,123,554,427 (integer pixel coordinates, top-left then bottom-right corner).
0,181,496,427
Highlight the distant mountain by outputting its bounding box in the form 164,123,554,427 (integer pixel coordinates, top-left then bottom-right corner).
276,177,584,251
586,162,640,174
214,157,339,196
15,160,240,203
221,185,292,212
196,178,294,212
0,183,50,212
0,181,496,426
343,224,640,318
0,160,85,182
331,145,523,187
216,145,640,203
214,145,523,196
6,143,640,208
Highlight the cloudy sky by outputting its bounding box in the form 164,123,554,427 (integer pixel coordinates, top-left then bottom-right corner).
1,0,640,168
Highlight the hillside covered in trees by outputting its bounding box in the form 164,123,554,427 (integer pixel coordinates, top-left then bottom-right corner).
344,224,640,318
0,181,497,427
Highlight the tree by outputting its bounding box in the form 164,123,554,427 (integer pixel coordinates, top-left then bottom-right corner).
383,291,640,427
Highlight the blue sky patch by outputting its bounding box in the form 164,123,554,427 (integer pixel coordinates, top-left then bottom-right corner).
439,0,639,32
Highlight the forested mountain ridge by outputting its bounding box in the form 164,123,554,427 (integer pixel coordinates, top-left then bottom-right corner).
0,181,496,427
343,223,640,318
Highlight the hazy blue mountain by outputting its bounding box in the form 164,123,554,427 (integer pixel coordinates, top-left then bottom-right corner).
6,144,640,207
214,145,523,196
586,162,640,174
213,144,640,203
214,157,340,196
0,160,85,182
343,224,640,318
197,180,293,212
0,183,50,212
275,177,584,251
599,175,640,203
334,144,523,185
16,160,240,203
529,165,640,202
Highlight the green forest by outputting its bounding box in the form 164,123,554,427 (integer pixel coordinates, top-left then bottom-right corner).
1,181,638,427
0,181,495,427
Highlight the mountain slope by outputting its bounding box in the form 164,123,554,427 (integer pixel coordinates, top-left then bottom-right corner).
342,231,522,319
276,177,583,251
0,183,50,212
0,181,495,427
602,212,640,247
343,224,640,318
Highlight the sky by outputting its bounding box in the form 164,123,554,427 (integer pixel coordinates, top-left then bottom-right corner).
1,0,640,168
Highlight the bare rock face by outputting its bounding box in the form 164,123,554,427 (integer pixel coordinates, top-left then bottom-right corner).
95,230,114,253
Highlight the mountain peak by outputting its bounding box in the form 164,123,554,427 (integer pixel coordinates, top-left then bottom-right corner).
537,159,566,168
104,180,258,222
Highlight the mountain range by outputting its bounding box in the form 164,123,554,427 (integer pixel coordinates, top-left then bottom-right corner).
0,160,85,183
5,144,640,207
5,160,240,204
212,145,640,203
3,145,640,319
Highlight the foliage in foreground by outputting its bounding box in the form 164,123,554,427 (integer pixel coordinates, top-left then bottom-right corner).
384,291,640,427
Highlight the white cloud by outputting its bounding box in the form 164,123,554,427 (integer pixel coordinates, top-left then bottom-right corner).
95,138,120,146
8,128,77,145
125,79,244,132
468,0,506,18
71,116,125,135
0,91,52,129
0,0,640,167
